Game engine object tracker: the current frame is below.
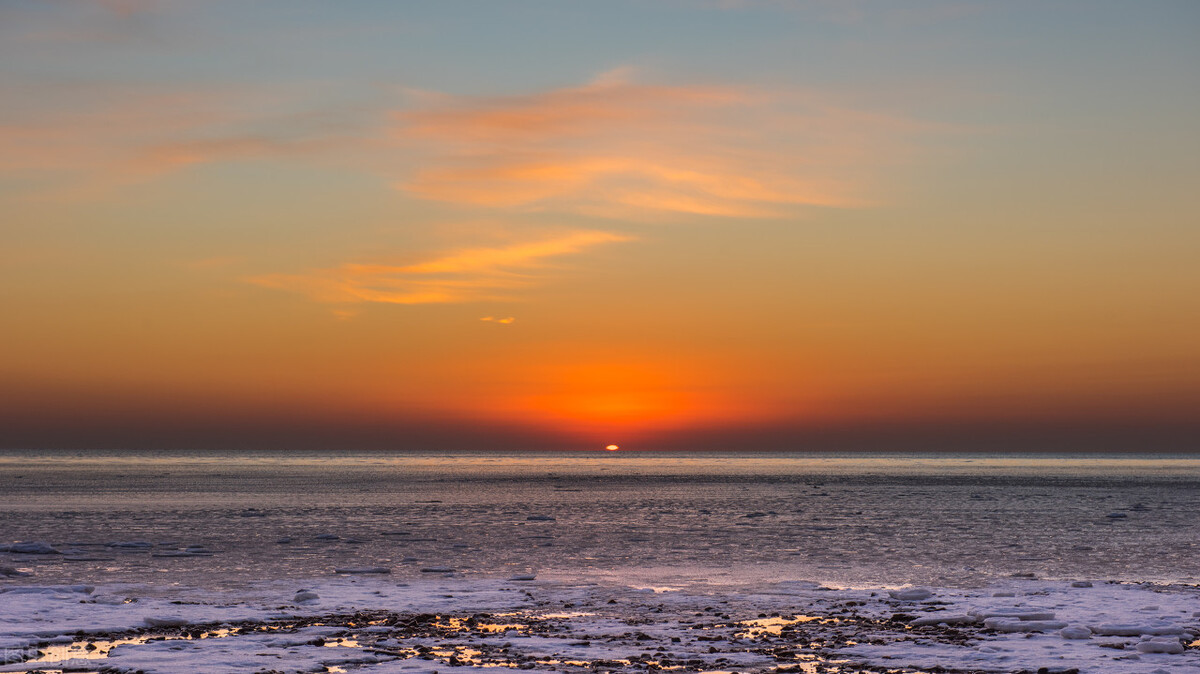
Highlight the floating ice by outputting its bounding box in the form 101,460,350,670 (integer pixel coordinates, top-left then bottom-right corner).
0,542,60,554
969,609,1056,621
887,587,932,601
1059,625,1092,639
910,614,976,626
1136,638,1185,654
983,618,1068,632
1090,623,1188,637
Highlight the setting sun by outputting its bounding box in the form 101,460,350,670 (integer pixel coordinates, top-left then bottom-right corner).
605,444,620,451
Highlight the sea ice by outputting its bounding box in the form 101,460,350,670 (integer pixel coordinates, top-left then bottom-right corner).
886,587,932,600
983,617,1068,632
1136,637,1185,654
1059,625,1092,639
0,542,60,554
910,613,976,626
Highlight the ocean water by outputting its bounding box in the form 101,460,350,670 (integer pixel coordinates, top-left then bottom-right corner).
2,450,1199,591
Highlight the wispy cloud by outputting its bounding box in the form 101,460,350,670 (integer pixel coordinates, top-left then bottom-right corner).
394,70,920,219
0,84,370,198
248,230,633,307
480,316,515,324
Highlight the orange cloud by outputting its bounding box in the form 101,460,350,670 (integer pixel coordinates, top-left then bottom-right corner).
394,71,917,219
248,230,632,307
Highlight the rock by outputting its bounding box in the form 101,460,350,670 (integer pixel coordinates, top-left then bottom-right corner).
143,616,189,628
1071,581,1093,588
509,573,537,581
887,588,933,601
992,591,1016,597
910,614,977,626
312,534,340,541
1106,512,1128,519
0,566,32,577
526,515,556,522
1060,626,1092,639
276,537,293,544
107,541,153,549
0,542,61,554
1136,638,1184,654
333,567,390,574
983,618,1068,633
293,590,320,602
420,566,455,573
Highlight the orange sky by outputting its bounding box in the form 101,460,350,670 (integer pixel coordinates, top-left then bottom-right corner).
1,1,1198,451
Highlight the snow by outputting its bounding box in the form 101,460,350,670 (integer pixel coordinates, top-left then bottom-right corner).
0,576,1196,673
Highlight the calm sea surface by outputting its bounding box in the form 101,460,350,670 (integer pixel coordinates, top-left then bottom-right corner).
1,451,1198,590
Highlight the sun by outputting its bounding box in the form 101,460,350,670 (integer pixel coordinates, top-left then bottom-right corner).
605,444,620,451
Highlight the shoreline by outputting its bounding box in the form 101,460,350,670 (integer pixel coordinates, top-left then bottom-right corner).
3,576,1197,673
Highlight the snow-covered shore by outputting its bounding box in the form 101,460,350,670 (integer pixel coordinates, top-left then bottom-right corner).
2,575,1197,673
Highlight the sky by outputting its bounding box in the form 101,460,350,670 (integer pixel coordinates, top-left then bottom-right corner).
1,0,1198,451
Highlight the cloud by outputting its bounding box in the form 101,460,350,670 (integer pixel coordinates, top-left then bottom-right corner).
0,84,370,199
248,230,632,307
480,316,515,324
393,70,920,219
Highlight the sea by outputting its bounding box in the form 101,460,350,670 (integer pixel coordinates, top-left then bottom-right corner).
2,450,1198,590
